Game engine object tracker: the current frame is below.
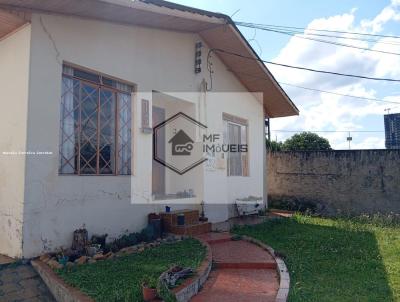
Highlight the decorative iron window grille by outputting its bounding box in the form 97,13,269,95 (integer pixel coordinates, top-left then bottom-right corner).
59,65,133,175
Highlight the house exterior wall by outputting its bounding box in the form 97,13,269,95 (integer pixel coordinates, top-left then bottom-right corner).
0,25,31,258
203,92,264,221
21,13,264,257
268,150,400,215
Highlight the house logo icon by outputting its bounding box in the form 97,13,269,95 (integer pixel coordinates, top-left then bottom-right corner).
153,112,207,175
168,130,194,156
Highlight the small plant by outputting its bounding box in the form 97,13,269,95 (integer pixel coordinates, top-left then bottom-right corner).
231,234,242,241
141,276,157,288
140,225,156,242
57,239,206,301
142,276,158,302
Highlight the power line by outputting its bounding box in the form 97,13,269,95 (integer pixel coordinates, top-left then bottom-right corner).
228,69,400,104
212,48,400,82
238,26,400,56
235,21,400,40
278,82,400,105
270,28,400,46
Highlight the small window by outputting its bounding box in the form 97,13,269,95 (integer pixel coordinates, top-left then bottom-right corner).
59,65,133,175
223,113,249,177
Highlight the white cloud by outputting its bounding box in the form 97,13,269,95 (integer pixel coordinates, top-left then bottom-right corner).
267,1,400,149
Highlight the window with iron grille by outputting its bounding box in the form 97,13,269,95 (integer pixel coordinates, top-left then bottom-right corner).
223,113,249,177
59,65,133,175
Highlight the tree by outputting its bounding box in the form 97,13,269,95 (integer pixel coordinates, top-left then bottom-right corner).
282,132,332,151
266,139,283,151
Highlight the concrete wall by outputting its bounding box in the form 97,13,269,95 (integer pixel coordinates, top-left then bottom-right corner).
0,25,31,258
268,150,400,215
21,13,264,257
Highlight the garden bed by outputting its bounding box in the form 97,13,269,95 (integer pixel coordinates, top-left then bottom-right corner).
49,238,206,302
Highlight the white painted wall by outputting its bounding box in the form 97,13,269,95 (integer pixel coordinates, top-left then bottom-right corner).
21,13,265,257
0,25,31,258
203,92,264,222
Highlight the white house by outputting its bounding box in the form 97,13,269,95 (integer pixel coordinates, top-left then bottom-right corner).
0,0,298,258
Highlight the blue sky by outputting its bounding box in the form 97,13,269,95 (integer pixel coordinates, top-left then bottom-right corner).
171,0,400,149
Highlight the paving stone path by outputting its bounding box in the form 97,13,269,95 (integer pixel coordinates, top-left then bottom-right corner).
0,264,55,302
193,232,279,302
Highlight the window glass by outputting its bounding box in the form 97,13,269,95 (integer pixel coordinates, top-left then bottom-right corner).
73,69,100,84
224,114,249,177
59,65,132,175
99,89,116,174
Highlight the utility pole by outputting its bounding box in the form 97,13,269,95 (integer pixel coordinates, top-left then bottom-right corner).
347,132,352,150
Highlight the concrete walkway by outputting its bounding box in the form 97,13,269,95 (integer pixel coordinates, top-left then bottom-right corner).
0,264,55,302
192,233,279,302
0,255,15,266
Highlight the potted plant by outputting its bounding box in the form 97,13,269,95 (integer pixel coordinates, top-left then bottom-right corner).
141,277,158,301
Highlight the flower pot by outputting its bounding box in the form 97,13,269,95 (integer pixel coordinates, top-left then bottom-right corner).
142,284,157,301
57,256,69,266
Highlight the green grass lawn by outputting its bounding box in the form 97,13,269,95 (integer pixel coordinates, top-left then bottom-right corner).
234,214,400,302
57,238,206,302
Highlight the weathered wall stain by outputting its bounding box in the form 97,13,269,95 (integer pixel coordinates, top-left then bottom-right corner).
268,150,400,215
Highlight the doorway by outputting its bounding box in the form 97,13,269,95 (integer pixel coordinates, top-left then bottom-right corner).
152,106,166,197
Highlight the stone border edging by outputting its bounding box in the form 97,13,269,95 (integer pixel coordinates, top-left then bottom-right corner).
31,259,94,302
161,238,213,302
240,235,290,302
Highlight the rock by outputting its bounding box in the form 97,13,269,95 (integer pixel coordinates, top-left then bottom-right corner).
93,253,106,261
138,247,145,253
86,246,98,257
88,259,97,264
119,246,137,255
39,254,51,262
47,259,63,270
104,252,114,259
44,257,54,264
75,256,88,265
66,262,75,268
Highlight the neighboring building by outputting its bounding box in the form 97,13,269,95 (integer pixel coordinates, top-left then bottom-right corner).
384,113,400,149
0,0,298,258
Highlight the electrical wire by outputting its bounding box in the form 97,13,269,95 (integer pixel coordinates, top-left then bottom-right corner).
269,28,400,46
212,48,400,82
278,82,400,105
235,21,400,40
227,69,400,104
241,26,400,56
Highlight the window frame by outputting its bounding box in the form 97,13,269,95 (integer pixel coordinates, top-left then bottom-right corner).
59,64,135,176
223,113,249,177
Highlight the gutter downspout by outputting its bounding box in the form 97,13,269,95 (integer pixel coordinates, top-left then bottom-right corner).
263,110,268,211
